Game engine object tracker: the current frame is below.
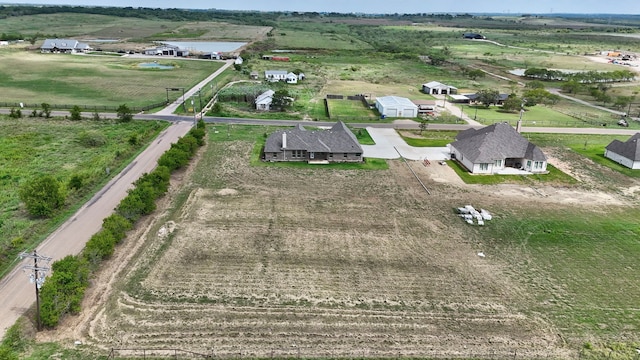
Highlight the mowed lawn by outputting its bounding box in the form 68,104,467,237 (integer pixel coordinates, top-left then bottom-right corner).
0,50,222,107
326,98,377,119
0,117,168,276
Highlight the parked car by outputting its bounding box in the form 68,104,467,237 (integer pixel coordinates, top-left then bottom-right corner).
618,118,629,127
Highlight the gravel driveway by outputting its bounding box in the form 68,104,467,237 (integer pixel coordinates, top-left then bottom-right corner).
362,127,450,161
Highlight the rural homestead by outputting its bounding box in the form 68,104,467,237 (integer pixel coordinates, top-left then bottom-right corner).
449,122,548,174
264,122,363,163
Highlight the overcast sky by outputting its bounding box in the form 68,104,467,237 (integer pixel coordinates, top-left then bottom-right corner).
2,0,639,14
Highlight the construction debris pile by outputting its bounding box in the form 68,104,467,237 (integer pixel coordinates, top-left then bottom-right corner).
457,205,492,226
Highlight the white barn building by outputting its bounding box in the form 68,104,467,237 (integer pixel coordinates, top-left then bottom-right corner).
375,96,418,118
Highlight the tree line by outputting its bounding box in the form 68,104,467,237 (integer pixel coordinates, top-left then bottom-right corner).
36,120,206,328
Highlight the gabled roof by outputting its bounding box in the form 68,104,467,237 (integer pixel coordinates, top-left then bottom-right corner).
264,121,363,154
451,122,546,163
41,38,90,50
606,133,640,161
423,81,457,89
255,90,274,105
265,70,288,76
376,96,418,109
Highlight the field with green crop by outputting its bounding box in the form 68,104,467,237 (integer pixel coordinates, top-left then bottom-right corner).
0,116,168,277
0,50,222,107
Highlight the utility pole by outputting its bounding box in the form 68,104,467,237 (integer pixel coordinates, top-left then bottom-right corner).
191,99,197,127
19,250,52,331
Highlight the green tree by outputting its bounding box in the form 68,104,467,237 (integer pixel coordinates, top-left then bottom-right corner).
419,119,428,134
271,89,294,111
561,80,582,94
475,89,500,108
69,105,82,121
501,94,523,112
466,69,485,80
525,80,545,89
19,175,66,218
41,103,51,118
427,50,446,66
116,104,133,123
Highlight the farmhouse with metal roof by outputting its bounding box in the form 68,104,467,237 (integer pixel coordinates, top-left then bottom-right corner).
605,133,640,169
449,122,547,174
264,122,363,163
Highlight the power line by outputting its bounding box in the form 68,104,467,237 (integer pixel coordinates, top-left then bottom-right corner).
19,250,52,331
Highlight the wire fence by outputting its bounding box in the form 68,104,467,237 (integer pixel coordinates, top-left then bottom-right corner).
0,101,167,113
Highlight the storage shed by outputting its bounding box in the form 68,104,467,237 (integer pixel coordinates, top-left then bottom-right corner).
375,96,418,118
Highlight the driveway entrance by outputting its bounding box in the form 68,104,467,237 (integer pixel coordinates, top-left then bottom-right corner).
362,127,450,161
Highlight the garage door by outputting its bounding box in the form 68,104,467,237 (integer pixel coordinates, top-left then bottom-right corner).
386,108,397,117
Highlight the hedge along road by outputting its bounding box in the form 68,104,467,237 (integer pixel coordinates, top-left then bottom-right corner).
0,120,194,339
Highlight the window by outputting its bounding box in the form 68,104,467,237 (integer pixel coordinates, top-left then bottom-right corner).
292,150,305,159
356,153,362,157
344,153,348,158
495,159,502,168
534,161,544,169
479,163,489,171
527,160,532,168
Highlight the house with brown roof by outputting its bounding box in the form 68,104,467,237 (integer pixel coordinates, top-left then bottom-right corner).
449,122,547,174
605,133,640,169
264,122,363,163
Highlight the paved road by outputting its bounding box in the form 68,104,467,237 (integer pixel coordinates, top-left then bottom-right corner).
0,120,194,337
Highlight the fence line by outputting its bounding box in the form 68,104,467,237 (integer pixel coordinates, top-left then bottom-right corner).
0,101,167,113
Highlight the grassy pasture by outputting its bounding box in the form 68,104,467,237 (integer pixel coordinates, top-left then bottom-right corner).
2,13,181,40
272,30,372,50
0,50,222,107
0,116,167,277
486,207,640,342
326,99,377,120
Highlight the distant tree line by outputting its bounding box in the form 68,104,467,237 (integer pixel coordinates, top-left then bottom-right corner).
524,68,636,84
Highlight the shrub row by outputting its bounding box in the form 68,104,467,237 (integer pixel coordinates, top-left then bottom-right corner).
38,120,206,328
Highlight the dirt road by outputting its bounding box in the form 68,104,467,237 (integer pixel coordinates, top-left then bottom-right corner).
0,121,194,338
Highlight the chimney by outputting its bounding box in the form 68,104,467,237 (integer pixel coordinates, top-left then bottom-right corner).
282,132,287,149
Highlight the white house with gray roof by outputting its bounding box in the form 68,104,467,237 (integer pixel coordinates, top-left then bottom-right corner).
264,122,363,163
265,70,288,82
255,89,275,111
450,122,547,174
41,38,92,53
605,133,640,169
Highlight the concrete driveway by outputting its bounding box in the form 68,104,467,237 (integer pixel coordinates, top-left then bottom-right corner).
362,127,450,161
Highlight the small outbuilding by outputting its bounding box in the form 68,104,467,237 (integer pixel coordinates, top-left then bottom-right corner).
255,90,275,111
375,96,418,118
605,133,640,169
422,81,458,95
463,33,486,40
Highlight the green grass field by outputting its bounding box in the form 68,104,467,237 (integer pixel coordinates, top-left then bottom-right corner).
0,50,223,107
485,207,640,346
326,99,377,120
0,116,168,277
